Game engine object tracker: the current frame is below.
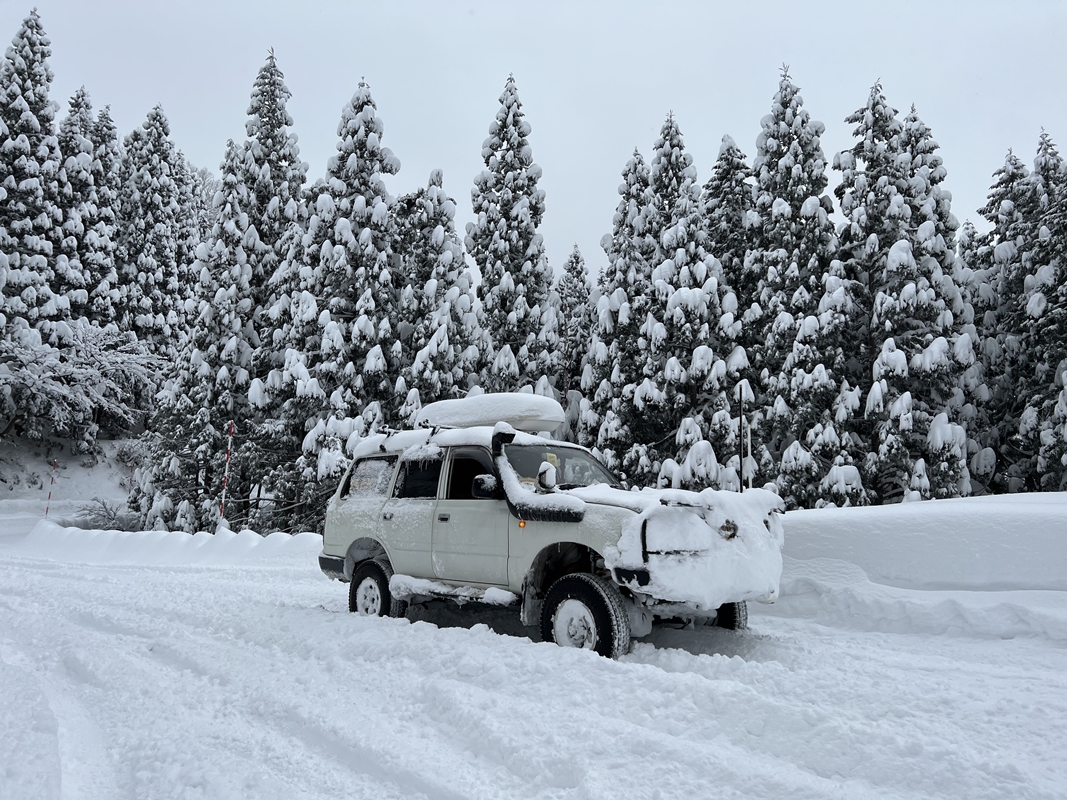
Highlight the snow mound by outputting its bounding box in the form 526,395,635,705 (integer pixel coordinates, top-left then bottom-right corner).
782,493,1067,591
10,520,322,567
415,392,565,432
774,556,1067,641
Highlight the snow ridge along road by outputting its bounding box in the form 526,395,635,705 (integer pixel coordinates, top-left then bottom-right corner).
2,515,1066,799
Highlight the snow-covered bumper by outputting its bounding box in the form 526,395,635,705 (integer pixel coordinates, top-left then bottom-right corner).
605,488,784,613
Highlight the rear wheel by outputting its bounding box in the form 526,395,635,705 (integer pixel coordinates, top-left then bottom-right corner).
349,559,407,618
714,601,748,630
540,573,631,659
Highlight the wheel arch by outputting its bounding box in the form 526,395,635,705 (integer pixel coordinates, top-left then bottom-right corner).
519,541,607,626
344,536,390,581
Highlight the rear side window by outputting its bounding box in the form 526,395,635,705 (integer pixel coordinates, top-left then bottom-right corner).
340,457,397,499
393,459,443,499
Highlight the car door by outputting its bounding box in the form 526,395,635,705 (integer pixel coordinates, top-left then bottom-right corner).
432,446,510,585
376,453,443,578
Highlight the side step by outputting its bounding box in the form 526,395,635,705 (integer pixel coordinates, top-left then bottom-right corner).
389,574,519,606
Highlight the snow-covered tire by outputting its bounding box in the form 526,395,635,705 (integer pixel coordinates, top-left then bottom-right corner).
540,573,631,659
714,601,748,631
349,559,407,619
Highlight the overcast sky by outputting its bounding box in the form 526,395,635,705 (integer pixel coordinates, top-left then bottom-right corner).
9,0,1067,276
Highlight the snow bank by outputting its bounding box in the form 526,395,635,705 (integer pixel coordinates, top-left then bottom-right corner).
9,520,322,567
774,556,1067,641
782,493,1067,590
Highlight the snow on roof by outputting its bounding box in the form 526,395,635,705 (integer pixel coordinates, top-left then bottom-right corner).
415,393,565,432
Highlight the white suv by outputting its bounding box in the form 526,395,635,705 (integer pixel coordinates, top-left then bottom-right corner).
319,394,784,658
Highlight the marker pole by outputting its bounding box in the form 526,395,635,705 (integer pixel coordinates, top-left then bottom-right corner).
45,459,57,516
219,421,235,521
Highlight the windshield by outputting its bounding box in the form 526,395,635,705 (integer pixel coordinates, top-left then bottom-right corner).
504,444,622,489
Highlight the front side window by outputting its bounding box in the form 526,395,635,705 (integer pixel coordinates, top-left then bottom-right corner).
340,457,397,499
445,447,496,500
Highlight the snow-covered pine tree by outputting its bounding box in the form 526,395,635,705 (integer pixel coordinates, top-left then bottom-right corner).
897,106,969,498
256,80,399,532
57,87,116,327
751,68,838,496
466,75,557,393
625,113,734,489
834,87,967,501
976,148,1048,490
242,50,307,332
0,10,69,344
114,105,192,357
137,140,258,532
700,135,756,307
951,220,998,489
555,244,591,426
394,169,482,418
87,106,122,326
580,148,654,465
1012,134,1067,491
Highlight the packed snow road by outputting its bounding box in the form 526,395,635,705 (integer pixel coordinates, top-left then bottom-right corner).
2,521,1066,800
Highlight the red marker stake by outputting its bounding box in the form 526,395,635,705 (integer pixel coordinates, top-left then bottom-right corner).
45,459,57,517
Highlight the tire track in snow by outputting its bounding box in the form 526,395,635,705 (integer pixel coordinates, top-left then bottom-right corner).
4,550,1067,799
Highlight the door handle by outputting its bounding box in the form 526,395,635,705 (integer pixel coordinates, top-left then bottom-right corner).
437,513,450,522
382,512,394,521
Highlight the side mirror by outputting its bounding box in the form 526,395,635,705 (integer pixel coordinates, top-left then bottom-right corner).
537,461,557,492
472,474,499,499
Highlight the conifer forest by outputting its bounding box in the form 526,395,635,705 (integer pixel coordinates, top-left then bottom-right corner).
1,10,1065,534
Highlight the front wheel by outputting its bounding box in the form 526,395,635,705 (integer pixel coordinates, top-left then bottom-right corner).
714,601,748,630
349,559,407,618
540,573,631,659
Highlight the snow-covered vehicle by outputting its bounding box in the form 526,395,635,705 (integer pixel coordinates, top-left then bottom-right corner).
318,394,784,658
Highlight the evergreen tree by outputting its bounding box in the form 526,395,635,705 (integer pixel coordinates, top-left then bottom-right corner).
622,113,736,489
138,140,257,532
57,87,116,327
465,75,556,393
0,10,69,344
834,87,967,501
1013,134,1067,490
579,148,654,464
257,80,399,532
396,169,482,415
555,244,591,408
751,68,838,492
114,105,191,356
87,106,122,325
952,220,997,489
977,148,1048,490
243,50,307,328
700,135,756,303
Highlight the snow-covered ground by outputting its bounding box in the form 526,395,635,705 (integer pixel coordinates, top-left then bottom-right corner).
2,456,1066,799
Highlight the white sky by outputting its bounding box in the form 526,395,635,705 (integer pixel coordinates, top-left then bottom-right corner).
10,0,1067,276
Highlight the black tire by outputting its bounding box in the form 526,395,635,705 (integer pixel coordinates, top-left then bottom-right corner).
714,601,748,630
349,559,407,618
540,573,631,659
